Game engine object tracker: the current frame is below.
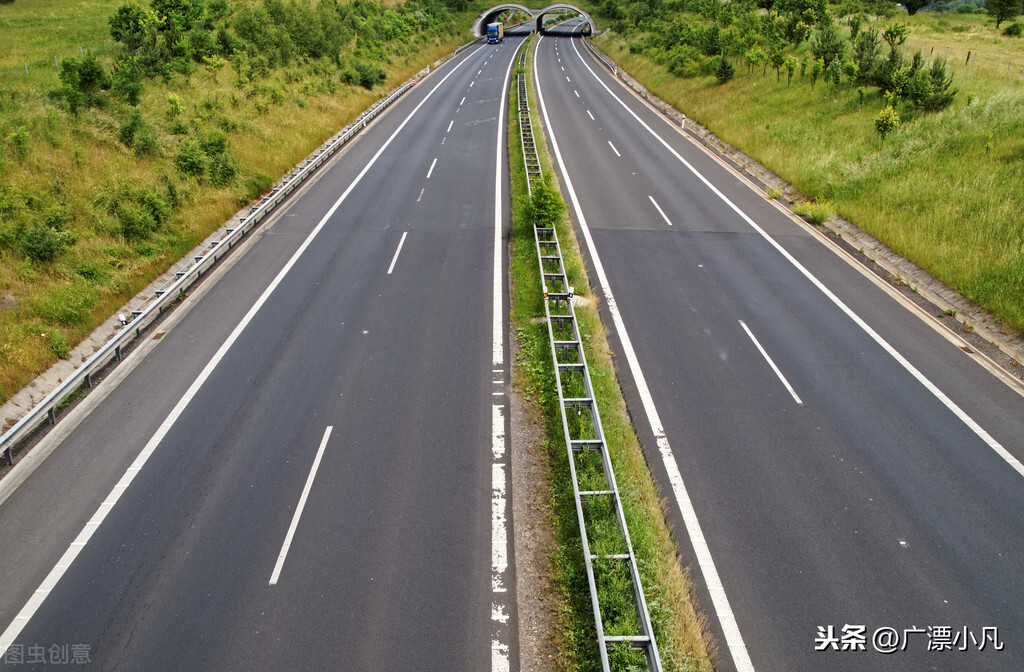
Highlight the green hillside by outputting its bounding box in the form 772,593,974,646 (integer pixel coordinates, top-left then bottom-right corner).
0,0,477,405
590,1,1024,338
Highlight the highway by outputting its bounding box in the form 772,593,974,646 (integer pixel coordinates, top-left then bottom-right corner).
534,26,1024,672
0,38,524,671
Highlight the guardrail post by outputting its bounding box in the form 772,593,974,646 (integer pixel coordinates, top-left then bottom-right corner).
3,447,12,466
47,407,56,425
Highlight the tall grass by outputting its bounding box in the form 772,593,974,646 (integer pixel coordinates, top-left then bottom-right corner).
597,13,1024,333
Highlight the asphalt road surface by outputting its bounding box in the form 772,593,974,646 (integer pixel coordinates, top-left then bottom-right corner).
535,26,1024,672
0,38,524,672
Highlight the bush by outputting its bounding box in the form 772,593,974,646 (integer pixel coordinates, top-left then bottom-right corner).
117,199,157,241
20,219,74,262
354,61,386,89
118,107,144,147
1004,22,1023,36
175,137,208,179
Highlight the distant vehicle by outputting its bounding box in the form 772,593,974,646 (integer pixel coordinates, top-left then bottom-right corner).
487,22,503,44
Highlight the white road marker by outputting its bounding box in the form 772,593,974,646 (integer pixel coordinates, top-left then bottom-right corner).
269,426,333,585
0,46,482,659
470,80,475,87
491,42,518,672
426,157,438,179
586,109,594,120
648,195,673,226
566,36,1022,481
417,187,425,202
536,36,756,672
447,119,454,133
460,96,466,106
574,89,580,98
608,140,620,157
739,321,803,405
387,232,409,275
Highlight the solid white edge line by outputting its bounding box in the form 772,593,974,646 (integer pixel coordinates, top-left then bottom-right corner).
0,49,481,659
537,36,757,672
426,157,438,179
565,37,1023,480
739,321,803,405
648,195,673,227
269,426,333,585
387,232,409,275
608,140,620,157
491,38,518,672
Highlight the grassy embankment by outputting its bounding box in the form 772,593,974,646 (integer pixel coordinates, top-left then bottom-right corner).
0,0,482,408
595,12,1024,335
509,35,714,671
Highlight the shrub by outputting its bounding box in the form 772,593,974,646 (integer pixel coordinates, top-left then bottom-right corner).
874,104,900,141
175,137,207,179
1004,22,1022,36
20,226,72,262
117,199,158,241
118,107,144,147
6,126,30,160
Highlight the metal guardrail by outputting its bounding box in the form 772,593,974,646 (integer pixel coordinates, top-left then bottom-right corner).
0,41,485,466
582,36,617,76
517,44,662,671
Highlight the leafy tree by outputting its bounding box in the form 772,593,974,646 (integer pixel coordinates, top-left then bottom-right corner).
811,19,847,68
109,3,162,53
151,0,204,32
784,53,798,84
810,56,824,90
903,0,929,15
985,0,1022,28
745,46,767,75
770,47,786,81
112,56,144,105
824,56,843,86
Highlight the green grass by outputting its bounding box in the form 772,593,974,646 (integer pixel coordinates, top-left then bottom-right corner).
0,0,482,403
596,12,1024,334
509,37,714,672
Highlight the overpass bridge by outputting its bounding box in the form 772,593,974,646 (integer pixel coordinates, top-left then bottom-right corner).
471,4,595,37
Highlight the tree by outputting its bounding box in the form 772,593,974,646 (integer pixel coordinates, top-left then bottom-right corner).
810,56,824,90
784,54,798,85
874,105,900,140
109,3,162,53
151,0,204,32
985,0,1022,28
903,0,929,15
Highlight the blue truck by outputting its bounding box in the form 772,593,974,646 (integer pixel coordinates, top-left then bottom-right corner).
487,22,503,44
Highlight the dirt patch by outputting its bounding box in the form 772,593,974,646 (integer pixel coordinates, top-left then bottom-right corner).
0,290,20,312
